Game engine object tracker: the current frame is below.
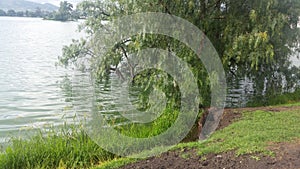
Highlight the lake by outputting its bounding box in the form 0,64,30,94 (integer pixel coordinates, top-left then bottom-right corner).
0,17,84,144
0,16,299,146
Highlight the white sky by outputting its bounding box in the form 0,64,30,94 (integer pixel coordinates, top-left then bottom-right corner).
27,0,82,6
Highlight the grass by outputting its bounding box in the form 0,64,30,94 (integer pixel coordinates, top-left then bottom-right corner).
1,101,300,168
115,108,180,138
0,107,198,169
177,109,300,156
95,106,300,168
0,124,116,169
93,158,137,169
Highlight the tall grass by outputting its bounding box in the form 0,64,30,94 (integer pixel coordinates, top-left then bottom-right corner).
0,124,116,169
0,107,200,169
117,108,180,138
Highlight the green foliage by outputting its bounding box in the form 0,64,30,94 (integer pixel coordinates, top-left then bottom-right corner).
0,9,5,16
0,8,55,18
44,1,78,21
6,9,16,16
247,89,300,107
0,107,199,168
0,125,116,169
60,0,300,106
116,108,180,138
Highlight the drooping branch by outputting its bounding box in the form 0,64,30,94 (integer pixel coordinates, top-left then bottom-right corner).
110,65,125,81
86,49,97,58
119,45,135,79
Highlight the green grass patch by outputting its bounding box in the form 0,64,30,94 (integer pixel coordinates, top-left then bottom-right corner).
94,158,137,169
176,109,300,156
116,108,185,138
0,125,116,169
0,107,199,169
95,107,300,169
2,104,300,169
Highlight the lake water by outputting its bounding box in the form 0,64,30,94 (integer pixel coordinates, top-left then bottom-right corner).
0,16,299,146
0,17,83,144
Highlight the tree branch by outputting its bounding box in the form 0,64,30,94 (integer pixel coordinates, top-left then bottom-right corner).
119,45,135,79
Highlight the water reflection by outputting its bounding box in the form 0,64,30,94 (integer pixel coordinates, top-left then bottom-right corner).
0,17,82,144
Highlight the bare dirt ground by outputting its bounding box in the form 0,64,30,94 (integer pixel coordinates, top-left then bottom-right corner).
120,106,300,169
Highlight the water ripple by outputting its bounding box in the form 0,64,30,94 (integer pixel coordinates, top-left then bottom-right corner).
0,17,83,144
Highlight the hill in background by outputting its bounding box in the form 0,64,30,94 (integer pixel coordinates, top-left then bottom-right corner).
0,0,58,11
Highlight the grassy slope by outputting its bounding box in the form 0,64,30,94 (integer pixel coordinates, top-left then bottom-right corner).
0,103,299,169
97,103,300,169
0,108,182,169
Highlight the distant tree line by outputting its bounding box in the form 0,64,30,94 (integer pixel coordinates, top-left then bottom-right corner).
0,8,47,17
0,1,85,21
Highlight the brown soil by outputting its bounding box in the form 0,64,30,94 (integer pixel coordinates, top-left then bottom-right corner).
119,106,300,169
121,142,300,169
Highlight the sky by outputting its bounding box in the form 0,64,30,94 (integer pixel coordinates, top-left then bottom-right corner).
27,0,82,6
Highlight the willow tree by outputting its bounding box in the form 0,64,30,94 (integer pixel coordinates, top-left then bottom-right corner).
60,0,300,107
